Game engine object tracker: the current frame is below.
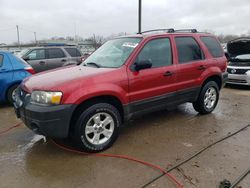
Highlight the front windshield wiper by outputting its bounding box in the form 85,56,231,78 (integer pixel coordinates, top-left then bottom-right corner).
84,62,102,68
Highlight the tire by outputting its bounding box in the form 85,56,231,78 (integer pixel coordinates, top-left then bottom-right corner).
72,103,121,153
7,84,18,104
192,81,219,114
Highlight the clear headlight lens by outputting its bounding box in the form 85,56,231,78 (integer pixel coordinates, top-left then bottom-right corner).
31,91,62,105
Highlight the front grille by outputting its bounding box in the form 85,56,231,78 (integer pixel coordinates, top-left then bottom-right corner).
227,68,249,74
228,79,247,83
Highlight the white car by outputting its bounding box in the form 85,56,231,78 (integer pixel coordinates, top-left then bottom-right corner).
227,38,250,85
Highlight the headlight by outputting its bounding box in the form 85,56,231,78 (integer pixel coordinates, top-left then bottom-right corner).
31,91,62,105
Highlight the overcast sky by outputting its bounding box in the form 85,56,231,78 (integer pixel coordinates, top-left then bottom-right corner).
0,0,250,44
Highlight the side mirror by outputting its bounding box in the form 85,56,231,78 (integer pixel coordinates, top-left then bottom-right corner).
23,56,30,61
133,60,152,71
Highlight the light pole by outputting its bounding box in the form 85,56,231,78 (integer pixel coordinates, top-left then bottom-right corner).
138,0,142,34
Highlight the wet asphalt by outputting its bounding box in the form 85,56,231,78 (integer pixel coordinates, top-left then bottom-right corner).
0,85,250,188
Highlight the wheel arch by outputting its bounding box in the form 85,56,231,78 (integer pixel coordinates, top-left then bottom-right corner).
69,95,124,135
202,74,222,90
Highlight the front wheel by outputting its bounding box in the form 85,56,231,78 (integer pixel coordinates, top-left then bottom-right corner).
72,103,121,152
193,81,219,114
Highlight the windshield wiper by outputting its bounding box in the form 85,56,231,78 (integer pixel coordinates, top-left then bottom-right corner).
84,62,101,68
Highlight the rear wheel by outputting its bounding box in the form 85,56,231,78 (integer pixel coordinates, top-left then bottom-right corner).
7,84,18,104
72,103,121,152
193,81,219,114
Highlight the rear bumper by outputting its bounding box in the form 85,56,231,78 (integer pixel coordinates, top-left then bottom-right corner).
14,91,76,138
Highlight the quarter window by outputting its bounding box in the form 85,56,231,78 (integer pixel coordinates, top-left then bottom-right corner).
26,49,45,60
64,48,81,57
47,48,66,59
200,36,223,57
137,38,172,68
175,37,204,63
0,54,3,66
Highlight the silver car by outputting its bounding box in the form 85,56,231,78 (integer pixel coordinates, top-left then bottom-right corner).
21,46,82,73
226,38,250,85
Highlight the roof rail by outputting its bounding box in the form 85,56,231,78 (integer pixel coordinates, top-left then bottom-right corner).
174,29,197,33
140,28,198,34
140,28,175,34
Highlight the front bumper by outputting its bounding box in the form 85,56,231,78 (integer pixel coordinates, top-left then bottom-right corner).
13,88,76,138
227,67,250,85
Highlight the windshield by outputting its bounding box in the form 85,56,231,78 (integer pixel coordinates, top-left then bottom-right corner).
16,48,30,57
83,37,142,68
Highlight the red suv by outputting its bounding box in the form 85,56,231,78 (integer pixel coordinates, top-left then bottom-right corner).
13,29,228,152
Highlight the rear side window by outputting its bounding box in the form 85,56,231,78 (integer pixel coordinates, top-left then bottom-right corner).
137,38,172,68
0,54,3,66
200,36,223,57
64,48,81,57
175,37,204,63
48,48,66,59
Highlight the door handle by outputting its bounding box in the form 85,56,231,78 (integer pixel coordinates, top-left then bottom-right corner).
163,71,174,76
0,68,6,71
39,61,45,64
61,59,67,62
197,65,206,70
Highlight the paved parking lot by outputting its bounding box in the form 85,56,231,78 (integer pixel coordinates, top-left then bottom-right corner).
0,86,250,188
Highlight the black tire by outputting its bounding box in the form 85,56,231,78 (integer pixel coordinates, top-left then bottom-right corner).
193,81,219,114
72,103,121,153
7,84,18,104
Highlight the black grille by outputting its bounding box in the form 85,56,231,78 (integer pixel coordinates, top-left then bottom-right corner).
227,68,249,74
228,79,247,84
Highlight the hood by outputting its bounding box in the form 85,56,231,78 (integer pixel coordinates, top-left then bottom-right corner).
22,65,114,92
227,38,250,58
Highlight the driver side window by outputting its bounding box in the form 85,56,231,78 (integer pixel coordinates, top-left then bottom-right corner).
27,49,45,60
137,38,172,68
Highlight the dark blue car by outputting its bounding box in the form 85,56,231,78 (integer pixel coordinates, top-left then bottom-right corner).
0,51,35,103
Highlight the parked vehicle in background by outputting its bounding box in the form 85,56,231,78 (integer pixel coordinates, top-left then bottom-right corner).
226,38,250,85
20,46,82,72
0,51,35,104
14,29,228,152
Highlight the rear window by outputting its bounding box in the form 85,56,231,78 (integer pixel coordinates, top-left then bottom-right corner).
200,36,223,58
48,48,66,59
64,48,82,57
0,54,3,66
175,37,204,63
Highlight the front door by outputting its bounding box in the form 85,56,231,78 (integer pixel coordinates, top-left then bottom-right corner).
25,49,47,72
127,37,177,113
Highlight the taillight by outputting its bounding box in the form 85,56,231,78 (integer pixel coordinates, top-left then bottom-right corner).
25,67,36,74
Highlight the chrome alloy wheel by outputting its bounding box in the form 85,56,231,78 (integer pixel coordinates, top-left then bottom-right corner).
204,87,217,109
84,112,115,145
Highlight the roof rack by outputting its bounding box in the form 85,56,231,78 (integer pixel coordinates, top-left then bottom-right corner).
139,28,198,34
174,29,197,33
140,28,175,34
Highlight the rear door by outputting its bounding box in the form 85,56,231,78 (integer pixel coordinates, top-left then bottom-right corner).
46,48,67,70
25,48,47,72
0,53,13,100
174,36,206,99
64,47,82,63
127,37,177,112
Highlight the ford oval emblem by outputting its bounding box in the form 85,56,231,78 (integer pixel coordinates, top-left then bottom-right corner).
231,69,236,74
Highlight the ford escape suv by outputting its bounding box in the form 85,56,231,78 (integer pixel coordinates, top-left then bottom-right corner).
13,29,228,152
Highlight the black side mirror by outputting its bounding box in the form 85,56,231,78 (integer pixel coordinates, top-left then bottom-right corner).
133,60,152,71
23,56,30,61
